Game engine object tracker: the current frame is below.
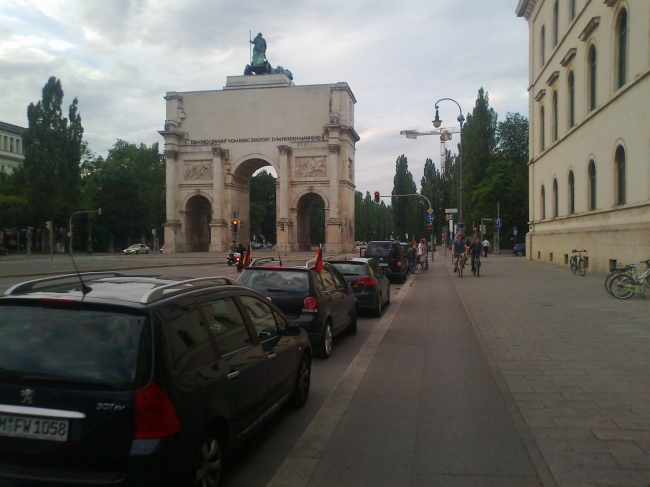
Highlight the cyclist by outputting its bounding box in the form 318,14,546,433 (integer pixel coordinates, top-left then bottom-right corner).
469,237,483,273
452,234,468,273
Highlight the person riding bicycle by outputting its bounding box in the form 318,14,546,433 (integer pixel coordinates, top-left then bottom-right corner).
469,237,483,273
452,234,468,273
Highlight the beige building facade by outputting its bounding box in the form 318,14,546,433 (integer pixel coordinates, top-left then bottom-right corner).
0,122,25,174
517,0,650,273
159,74,358,254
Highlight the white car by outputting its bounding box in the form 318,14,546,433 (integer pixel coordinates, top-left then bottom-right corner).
123,243,150,255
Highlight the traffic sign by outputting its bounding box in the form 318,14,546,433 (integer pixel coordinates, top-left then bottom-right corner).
426,214,435,222
496,218,502,228
445,214,451,221
445,208,458,214
427,208,434,214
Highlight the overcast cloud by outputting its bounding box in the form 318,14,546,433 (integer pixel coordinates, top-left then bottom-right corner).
0,0,529,198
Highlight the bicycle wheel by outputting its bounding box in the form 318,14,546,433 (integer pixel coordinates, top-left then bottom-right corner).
570,258,578,274
459,262,463,278
609,274,635,299
476,259,480,277
604,271,620,295
578,259,586,276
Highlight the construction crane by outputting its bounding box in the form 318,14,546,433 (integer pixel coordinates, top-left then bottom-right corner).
400,126,461,177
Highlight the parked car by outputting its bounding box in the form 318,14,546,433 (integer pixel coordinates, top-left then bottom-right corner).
238,260,357,358
362,241,407,283
513,243,526,256
0,246,9,256
0,273,311,486
328,258,390,316
123,243,150,255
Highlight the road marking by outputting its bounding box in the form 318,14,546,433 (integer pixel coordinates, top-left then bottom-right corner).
267,276,415,487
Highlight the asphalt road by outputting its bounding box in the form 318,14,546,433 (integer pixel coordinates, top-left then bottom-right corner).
0,261,402,487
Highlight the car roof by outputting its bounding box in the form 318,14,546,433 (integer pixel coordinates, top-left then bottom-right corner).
2,273,242,306
328,258,371,264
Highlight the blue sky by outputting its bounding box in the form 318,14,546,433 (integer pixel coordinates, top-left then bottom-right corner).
0,0,529,197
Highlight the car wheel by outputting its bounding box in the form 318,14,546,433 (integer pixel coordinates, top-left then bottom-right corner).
146,250,149,254
385,284,391,305
288,353,311,408
347,307,357,335
315,321,333,359
192,430,223,487
373,296,382,317
517,251,523,257
135,250,139,255
227,261,233,266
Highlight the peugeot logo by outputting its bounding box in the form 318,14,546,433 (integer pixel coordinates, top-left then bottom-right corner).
266,297,272,302
21,389,34,405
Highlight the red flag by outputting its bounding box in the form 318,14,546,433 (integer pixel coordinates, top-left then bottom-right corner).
313,244,323,273
243,242,252,268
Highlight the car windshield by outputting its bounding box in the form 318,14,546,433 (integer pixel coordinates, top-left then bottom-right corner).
366,242,393,257
331,263,366,276
239,270,310,293
128,245,140,249
0,305,151,390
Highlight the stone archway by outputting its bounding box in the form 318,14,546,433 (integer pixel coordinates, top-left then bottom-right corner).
296,192,325,251
185,195,211,251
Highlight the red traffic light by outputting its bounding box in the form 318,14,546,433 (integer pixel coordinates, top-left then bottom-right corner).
374,192,380,204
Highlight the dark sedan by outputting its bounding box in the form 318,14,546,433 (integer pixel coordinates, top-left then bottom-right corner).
513,243,526,256
329,258,390,316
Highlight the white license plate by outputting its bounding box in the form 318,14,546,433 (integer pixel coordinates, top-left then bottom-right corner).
0,414,69,442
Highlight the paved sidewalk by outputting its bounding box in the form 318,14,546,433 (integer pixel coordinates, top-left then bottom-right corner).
270,257,542,487
451,256,650,486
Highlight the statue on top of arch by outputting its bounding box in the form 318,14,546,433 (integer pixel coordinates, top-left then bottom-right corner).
244,33,293,80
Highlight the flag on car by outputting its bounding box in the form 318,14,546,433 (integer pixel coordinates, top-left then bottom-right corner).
313,244,323,273
243,242,252,268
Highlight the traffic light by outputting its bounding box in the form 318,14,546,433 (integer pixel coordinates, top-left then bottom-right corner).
232,219,239,232
427,224,433,230
374,191,380,204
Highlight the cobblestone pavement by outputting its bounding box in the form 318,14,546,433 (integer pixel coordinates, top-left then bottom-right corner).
450,256,650,487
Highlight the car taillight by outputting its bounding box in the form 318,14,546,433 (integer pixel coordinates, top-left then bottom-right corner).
134,381,181,439
357,277,376,287
302,296,318,313
397,260,402,269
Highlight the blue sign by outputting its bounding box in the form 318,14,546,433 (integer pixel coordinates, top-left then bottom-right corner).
496,218,502,228
426,214,435,222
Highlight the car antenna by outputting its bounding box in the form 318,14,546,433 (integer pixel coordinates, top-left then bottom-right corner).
68,248,92,297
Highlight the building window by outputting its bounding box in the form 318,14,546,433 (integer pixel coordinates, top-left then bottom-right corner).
553,1,559,47
2,136,5,150
553,178,559,217
616,8,628,89
588,159,596,210
9,138,14,153
540,26,546,67
552,91,558,142
541,185,546,219
588,45,597,111
568,71,575,128
615,145,626,205
16,139,20,154
568,170,575,214
570,0,576,21
540,106,545,151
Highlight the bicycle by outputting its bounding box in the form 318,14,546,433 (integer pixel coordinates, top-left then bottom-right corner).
604,264,634,295
609,260,650,299
472,253,481,277
454,252,465,278
570,249,587,276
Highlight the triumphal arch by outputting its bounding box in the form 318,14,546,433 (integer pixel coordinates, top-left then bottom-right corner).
159,40,358,253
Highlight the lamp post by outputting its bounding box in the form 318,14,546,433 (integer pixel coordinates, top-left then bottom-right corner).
432,98,465,224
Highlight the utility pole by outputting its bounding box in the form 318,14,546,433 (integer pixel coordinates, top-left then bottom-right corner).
496,202,500,255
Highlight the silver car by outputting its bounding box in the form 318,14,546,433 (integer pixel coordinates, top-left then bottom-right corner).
123,243,150,255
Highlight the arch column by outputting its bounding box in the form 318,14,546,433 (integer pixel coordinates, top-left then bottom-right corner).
277,145,293,253
326,144,342,253
162,150,181,253
210,147,228,251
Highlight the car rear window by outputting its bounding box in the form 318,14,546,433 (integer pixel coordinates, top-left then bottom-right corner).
331,263,367,276
0,305,151,390
239,270,310,293
366,242,393,257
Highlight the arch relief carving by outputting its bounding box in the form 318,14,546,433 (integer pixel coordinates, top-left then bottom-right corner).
295,157,327,177
183,162,213,180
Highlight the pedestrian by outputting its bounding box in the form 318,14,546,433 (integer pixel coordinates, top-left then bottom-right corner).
482,237,489,257
424,239,430,270
418,238,427,273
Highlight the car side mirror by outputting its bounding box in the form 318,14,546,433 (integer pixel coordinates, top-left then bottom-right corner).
285,323,302,336
383,268,391,275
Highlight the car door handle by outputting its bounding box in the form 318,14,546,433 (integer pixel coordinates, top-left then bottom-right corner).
268,352,277,360
227,370,240,380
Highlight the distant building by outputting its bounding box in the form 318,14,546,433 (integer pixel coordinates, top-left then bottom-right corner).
517,0,650,273
0,121,26,174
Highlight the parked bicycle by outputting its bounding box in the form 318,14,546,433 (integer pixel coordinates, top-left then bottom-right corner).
570,249,587,276
604,264,634,295
609,260,650,299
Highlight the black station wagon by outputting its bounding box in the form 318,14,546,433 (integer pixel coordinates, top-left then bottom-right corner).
0,272,311,486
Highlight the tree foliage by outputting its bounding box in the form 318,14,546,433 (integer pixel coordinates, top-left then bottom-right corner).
249,170,277,243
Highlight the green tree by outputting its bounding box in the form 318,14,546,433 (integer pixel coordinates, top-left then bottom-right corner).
249,170,276,242
309,198,325,245
391,155,419,241
21,77,84,237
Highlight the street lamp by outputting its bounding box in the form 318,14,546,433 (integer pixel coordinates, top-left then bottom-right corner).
433,98,465,224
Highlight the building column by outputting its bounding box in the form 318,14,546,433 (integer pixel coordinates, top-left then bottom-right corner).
277,145,292,253
328,144,340,219
163,150,180,253
210,147,228,251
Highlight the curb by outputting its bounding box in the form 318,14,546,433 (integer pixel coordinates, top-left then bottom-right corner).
266,274,415,487
447,262,557,487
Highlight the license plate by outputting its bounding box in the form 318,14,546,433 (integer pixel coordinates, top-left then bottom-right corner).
0,414,69,442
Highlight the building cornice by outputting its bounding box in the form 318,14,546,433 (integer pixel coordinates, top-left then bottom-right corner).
579,17,600,41
535,89,546,102
515,0,537,20
546,71,560,86
560,48,577,67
